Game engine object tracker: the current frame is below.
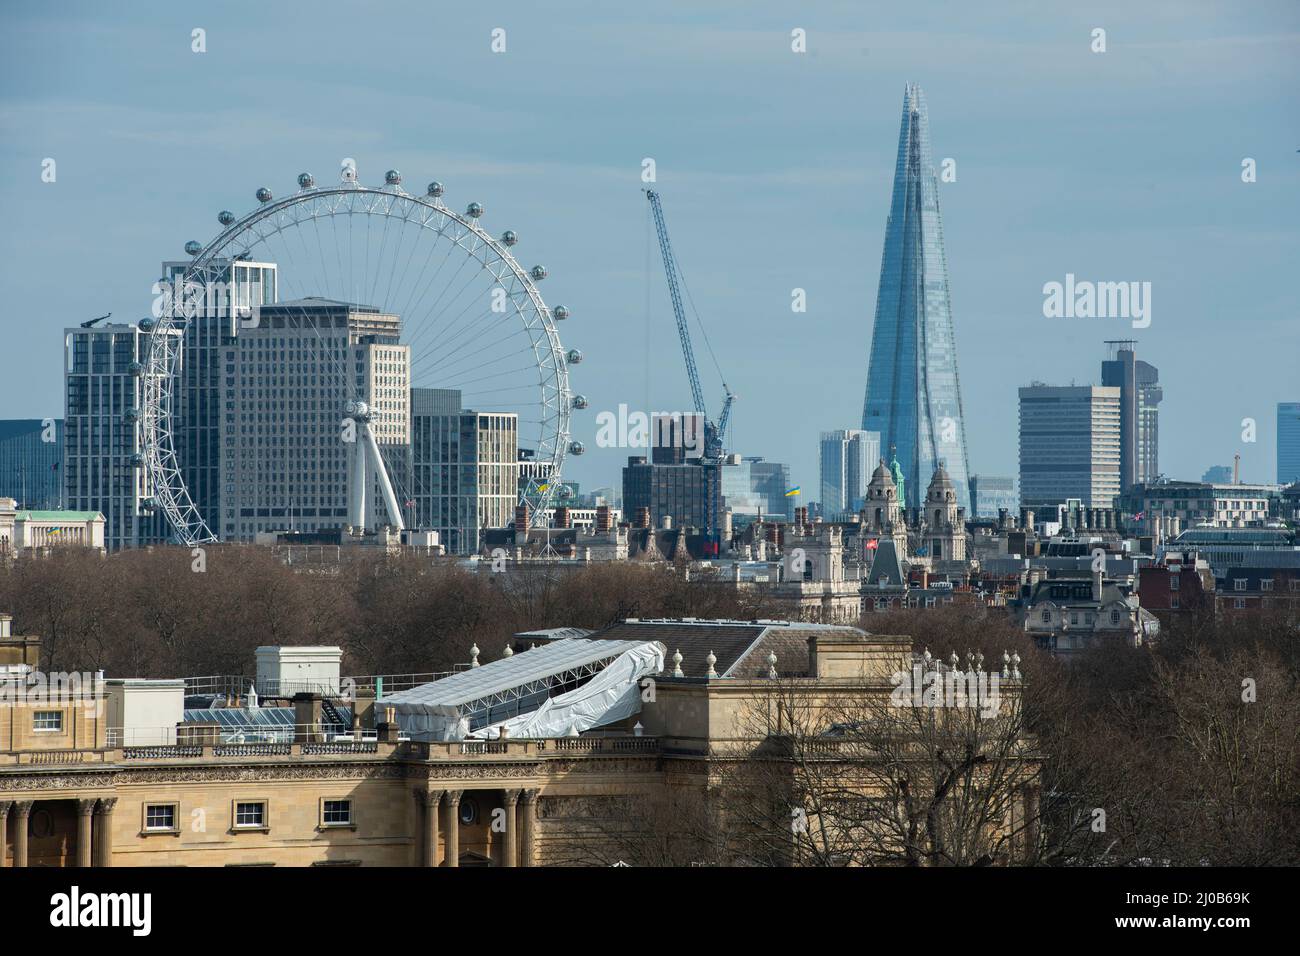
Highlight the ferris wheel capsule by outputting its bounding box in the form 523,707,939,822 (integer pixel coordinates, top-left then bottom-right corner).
566,348,582,364
501,230,518,246
137,317,155,332
572,394,588,409
530,265,547,281
552,305,569,321
466,202,484,218
218,210,235,226
297,172,315,189
427,181,444,198
385,169,402,186
568,441,586,456
255,187,273,203
184,240,202,256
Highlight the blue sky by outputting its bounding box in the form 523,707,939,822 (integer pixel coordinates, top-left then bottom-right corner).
2,0,1297,498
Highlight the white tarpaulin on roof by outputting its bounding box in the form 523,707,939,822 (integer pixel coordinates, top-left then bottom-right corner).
380,638,665,741
469,641,665,740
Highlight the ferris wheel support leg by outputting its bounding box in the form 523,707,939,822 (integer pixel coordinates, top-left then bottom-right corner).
363,422,406,532
348,436,368,533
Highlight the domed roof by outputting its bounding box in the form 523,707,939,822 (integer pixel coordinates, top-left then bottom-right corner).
871,458,892,482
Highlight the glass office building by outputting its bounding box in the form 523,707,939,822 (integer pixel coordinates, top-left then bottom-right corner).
0,420,63,509
819,429,880,516
862,84,972,511
1279,402,1300,486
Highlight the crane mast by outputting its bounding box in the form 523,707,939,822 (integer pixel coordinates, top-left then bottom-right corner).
644,188,735,550
644,189,733,459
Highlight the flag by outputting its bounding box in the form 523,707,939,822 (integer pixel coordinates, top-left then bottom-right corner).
1133,511,1144,520
866,538,878,550
784,487,801,497
538,483,549,492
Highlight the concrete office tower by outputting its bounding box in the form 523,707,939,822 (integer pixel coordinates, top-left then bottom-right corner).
63,322,178,551
1019,385,1121,510
410,387,518,555
160,257,278,537
1279,402,1300,485
862,84,972,511
819,429,880,515
218,298,409,540
1101,341,1162,490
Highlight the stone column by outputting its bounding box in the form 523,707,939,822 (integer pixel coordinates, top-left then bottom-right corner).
13,801,33,868
93,798,117,867
0,801,11,868
76,799,97,868
501,789,520,868
442,790,462,868
421,791,442,868
519,789,539,867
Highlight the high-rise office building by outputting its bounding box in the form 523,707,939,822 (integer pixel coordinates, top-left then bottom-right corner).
748,458,793,521
720,455,793,521
161,257,278,538
622,413,721,536
967,474,1019,519
0,420,63,509
1278,402,1300,486
862,84,972,511
218,298,409,540
410,388,518,555
63,322,178,551
1201,465,1233,484
1019,385,1121,510
1101,341,1162,490
819,429,880,516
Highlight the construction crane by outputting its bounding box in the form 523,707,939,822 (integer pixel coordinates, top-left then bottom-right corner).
644,188,735,551
644,189,735,458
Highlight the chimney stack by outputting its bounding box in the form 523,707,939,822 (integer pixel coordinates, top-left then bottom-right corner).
554,506,571,529
635,506,650,529
595,504,612,532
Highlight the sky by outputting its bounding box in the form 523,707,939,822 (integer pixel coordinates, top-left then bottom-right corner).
1,0,1297,501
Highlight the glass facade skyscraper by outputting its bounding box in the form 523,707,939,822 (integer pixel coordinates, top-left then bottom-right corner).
0,420,63,509
819,429,880,516
862,84,971,511
1279,402,1300,486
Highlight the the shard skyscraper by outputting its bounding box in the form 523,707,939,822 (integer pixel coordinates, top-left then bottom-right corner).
862,84,972,511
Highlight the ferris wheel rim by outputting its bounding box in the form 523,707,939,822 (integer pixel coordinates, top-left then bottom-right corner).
144,178,574,547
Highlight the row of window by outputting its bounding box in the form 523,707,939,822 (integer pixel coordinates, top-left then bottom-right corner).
142,798,352,834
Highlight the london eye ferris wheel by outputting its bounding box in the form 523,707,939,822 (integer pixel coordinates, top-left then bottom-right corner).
141,161,584,546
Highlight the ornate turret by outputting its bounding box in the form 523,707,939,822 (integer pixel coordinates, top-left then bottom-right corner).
923,461,966,561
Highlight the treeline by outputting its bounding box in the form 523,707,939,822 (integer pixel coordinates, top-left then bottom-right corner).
867,604,1300,866
0,546,756,679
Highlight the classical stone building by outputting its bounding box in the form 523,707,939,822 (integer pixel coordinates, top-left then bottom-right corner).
2,618,1040,867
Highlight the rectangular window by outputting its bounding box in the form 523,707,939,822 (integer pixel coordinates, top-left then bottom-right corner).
1234,597,1246,609
1261,580,1274,592
33,711,63,732
1234,579,1247,592
234,801,267,829
1169,576,1180,591
321,799,352,827
145,804,178,832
